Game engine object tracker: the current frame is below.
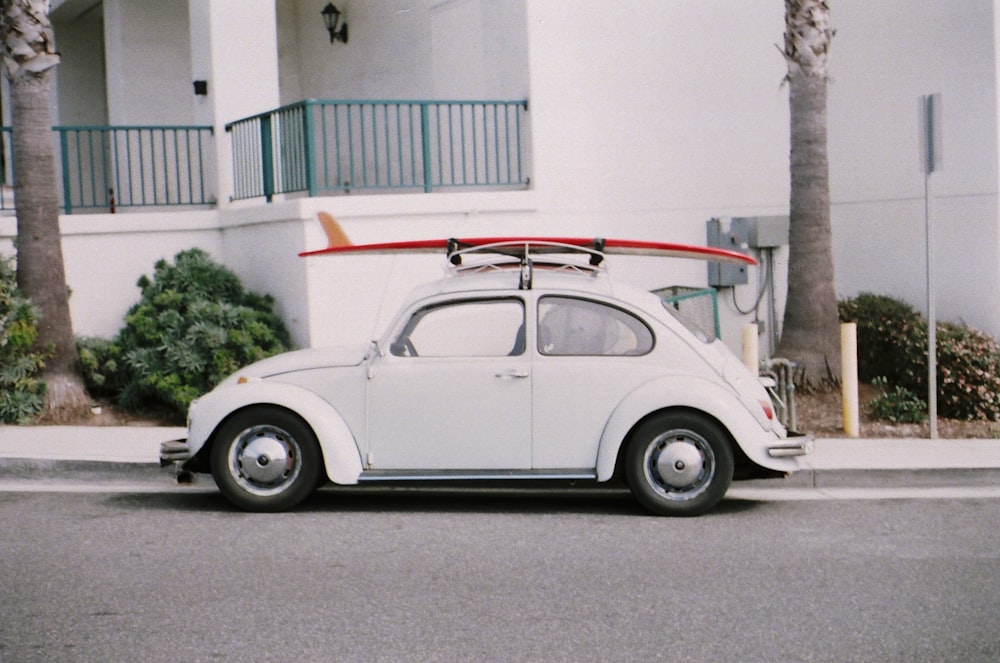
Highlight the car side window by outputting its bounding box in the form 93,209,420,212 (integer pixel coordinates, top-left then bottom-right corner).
391,299,525,357
538,296,653,356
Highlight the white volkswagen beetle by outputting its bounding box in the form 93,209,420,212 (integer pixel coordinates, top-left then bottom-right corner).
161,239,810,516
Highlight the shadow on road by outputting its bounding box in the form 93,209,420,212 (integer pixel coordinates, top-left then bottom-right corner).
107,484,764,517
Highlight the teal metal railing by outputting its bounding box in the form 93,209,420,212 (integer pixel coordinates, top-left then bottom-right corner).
226,99,529,201
0,124,215,213
56,125,215,212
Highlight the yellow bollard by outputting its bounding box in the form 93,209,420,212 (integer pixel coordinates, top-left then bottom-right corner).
841,322,860,437
742,323,759,375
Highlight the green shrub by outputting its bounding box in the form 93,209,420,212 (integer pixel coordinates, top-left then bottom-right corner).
0,255,48,423
868,377,927,424
838,293,926,390
80,249,291,419
840,293,1000,421
77,335,126,399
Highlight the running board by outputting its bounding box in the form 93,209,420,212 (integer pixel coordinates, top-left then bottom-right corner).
358,468,598,482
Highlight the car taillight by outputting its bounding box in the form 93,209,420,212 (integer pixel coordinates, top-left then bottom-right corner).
759,399,774,420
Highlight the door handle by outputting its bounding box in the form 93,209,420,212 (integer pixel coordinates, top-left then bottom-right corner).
495,369,529,380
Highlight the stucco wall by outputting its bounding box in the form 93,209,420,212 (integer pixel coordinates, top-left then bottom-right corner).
0,211,221,340
278,0,529,104
101,0,195,125
0,194,777,359
828,0,1000,336
13,0,1000,358
52,2,108,125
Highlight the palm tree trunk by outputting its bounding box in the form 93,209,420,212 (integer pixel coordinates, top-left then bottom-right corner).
777,0,841,388
3,0,90,417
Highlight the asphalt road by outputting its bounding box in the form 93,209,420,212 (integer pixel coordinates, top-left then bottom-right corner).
1,487,998,662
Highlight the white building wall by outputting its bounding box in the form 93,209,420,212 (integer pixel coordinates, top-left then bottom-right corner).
275,1,795,351
0,212,223,340
280,0,435,102
102,0,194,125
7,0,1000,353
828,0,1000,337
277,0,529,103
189,0,281,205
51,2,108,125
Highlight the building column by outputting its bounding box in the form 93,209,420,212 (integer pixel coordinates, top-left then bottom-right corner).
189,0,281,206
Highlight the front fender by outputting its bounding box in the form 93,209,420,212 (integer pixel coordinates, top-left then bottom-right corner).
187,381,363,485
594,376,787,481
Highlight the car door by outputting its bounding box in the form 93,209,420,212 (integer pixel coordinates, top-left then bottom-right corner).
366,297,532,470
531,295,662,469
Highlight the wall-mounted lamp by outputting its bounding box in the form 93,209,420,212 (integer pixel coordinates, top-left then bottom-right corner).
322,3,348,43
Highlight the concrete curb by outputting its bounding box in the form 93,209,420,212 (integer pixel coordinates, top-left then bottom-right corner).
779,467,1000,489
0,458,170,482
2,459,999,491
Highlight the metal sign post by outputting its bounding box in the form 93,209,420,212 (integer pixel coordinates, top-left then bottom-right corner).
921,93,942,438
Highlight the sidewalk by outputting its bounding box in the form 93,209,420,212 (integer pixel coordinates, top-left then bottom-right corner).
0,426,185,483
0,425,998,487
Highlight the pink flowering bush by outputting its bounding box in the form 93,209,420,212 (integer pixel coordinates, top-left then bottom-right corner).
839,293,1000,421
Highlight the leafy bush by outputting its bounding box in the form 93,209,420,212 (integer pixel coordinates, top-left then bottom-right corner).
868,377,927,424
937,321,1000,421
840,293,1000,421
0,255,48,423
838,293,926,389
79,249,291,419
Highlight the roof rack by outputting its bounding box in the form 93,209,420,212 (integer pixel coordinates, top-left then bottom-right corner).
445,239,606,289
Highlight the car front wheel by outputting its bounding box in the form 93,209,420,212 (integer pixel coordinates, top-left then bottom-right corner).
210,407,322,512
625,412,734,516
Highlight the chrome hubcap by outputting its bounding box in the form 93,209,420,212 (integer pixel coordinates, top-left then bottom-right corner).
643,429,715,500
228,425,302,496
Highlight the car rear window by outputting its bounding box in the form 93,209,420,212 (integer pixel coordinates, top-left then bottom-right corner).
538,297,653,356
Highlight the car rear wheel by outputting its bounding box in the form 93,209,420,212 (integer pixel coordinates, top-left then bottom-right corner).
210,407,322,512
625,412,734,516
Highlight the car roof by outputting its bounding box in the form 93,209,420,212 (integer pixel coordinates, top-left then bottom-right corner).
404,263,658,310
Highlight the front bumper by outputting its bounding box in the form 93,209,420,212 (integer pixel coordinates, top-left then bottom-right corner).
767,431,814,458
159,439,192,467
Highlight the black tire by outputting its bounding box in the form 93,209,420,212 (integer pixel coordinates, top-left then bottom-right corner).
625,411,734,517
210,406,322,512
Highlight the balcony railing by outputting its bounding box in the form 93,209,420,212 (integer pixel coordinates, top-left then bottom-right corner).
226,99,530,201
0,101,528,213
1,125,216,214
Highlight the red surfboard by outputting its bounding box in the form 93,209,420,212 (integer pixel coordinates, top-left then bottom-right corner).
300,212,756,266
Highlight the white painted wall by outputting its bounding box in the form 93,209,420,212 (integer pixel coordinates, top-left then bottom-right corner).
51,2,108,125
9,0,1000,358
277,0,528,103
0,212,222,340
279,0,435,102
4,0,795,358
102,0,194,125
278,0,792,353
190,0,282,205
828,0,1000,336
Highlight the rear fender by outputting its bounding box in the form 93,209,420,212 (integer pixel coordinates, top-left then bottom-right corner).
595,376,773,481
188,381,363,485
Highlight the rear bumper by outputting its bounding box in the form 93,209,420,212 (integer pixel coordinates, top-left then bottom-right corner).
767,432,814,458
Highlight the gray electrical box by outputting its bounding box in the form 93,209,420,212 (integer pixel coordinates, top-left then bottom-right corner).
741,215,789,248
706,217,750,287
